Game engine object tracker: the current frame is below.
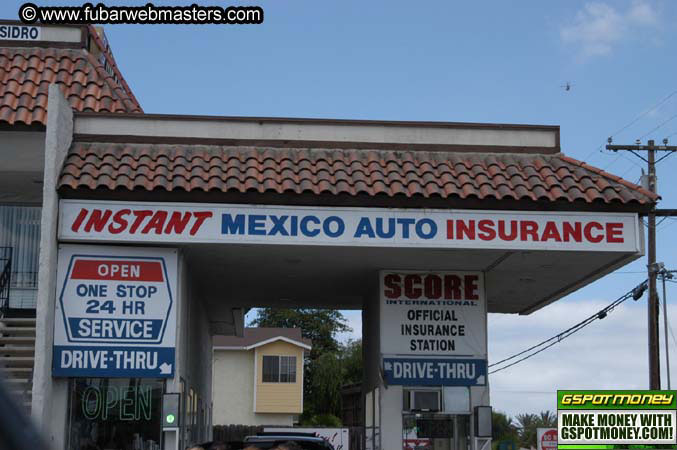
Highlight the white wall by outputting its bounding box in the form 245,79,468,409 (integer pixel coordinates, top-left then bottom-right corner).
173,256,214,445
212,349,294,426
74,115,559,149
31,85,72,450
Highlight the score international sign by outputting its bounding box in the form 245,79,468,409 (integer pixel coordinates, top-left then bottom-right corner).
53,245,177,378
380,271,486,356
379,271,487,386
58,200,641,252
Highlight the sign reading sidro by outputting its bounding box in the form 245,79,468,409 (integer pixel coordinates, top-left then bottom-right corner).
0,25,41,41
53,245,177,378
380,271,486,357
383,357,486,386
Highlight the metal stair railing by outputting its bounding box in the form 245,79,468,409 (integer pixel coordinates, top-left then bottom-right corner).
0,247,12,316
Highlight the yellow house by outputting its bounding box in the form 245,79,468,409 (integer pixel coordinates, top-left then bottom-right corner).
212,328,311,426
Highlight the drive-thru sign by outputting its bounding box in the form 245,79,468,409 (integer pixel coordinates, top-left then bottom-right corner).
53,245,177,377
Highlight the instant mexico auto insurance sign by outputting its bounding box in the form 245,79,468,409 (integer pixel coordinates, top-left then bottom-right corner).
52,245,178,378
57,200,641,253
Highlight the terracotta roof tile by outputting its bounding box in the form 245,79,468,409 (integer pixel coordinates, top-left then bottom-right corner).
0,46,141,125
58,142,658,206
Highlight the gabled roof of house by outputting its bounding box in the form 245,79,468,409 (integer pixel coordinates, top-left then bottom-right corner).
213,327,312,350
0,22,142,126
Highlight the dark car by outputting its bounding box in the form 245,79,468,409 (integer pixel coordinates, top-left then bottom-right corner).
196,433,335,450
243,432,335,450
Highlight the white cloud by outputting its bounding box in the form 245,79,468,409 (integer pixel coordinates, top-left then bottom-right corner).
560,1,660,59
488,298,677,418
627,0,659,26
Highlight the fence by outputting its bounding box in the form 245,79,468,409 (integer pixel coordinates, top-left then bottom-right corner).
212,425,263,442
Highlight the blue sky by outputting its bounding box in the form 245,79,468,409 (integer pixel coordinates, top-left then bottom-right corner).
4,0,677,418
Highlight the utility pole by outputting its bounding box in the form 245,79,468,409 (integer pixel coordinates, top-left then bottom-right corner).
606,138,677,390
660,269,672,389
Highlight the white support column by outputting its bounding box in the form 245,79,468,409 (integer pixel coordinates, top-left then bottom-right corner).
31,84,73,449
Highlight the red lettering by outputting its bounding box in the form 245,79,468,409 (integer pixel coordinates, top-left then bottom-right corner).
498,220,518,241
444,275,462,300
457,220,475,240
424,275,442,299
477,220,496,241
404,275,422,299
562,222,582,242
464,275,479,300
190,211,213,235
520,221,539,241
446,220,454,239
108,209,130,234
606,222,624,243
584,221,604,243
164,212,192,234
383,274,401,298
142,211,168,235
129,210,153,234
83,209,112,232
540,221,562,242
71,208,88,232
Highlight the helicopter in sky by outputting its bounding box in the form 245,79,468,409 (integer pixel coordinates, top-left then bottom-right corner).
561,81,573,91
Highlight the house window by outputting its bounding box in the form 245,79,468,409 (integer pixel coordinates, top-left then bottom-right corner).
262,355,296,383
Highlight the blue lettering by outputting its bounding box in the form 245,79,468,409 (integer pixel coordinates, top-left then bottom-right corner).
354,217,375,238
323,216,345,238
416,219,437,239
290,216,298,236
248,215,266,235
300,216,320,237
397,218,415,238
375,217,396,238
269,215,290,236
221,214,245,235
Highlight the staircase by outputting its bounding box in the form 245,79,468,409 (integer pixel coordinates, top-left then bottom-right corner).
0,317,36,411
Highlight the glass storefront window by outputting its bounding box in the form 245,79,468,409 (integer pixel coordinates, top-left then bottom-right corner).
67,378,164,450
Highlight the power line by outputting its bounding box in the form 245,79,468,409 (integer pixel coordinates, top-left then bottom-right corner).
602,151,642,172
584,89,677,163
618,90,677,138
488,280,647,374
640,111,677,140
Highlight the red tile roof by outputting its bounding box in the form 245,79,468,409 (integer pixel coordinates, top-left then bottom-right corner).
213,328,312,348
58,142,657,206
0,46,142,125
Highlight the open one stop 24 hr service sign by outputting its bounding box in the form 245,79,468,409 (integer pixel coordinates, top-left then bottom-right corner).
53,245,177,378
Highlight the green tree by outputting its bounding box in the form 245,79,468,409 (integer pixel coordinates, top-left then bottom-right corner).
516,413,538,448
340,339,363,385
515,411,557,448
492,410,518,444
309,352,344,417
